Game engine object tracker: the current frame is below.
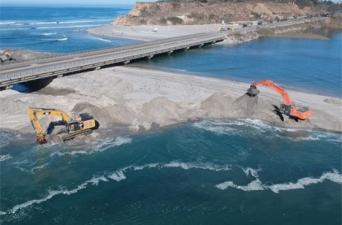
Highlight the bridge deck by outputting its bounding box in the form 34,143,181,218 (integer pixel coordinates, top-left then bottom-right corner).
0,32,224,89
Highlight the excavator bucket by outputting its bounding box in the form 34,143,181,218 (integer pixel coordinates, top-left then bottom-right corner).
246,85,259,97
36,135,47,144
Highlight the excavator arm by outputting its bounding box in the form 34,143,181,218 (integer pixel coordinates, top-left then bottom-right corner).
27,108,73,144
253,80,292,105
246,80,311,121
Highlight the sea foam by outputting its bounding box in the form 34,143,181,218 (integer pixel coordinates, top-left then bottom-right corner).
4,160,340,216
4,174,111,215
193,119,342,142
216,170,342,193
0,154,12,162
2,161,231,215
51,136,132,157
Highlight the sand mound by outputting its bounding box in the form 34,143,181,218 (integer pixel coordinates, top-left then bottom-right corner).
38,87,75,96
141,97,184,129
232,94,261,118
324,98,342,106
200,93,233,118
0,67,341,134
72,103,114,128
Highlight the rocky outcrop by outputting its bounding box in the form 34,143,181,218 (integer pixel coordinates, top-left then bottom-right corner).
114,2,315,26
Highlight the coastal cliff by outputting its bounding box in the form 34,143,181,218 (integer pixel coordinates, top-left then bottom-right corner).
114,1,317,25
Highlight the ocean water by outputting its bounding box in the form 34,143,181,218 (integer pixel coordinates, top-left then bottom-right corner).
0,119,341,225
0,7,137,52
0,6,342,225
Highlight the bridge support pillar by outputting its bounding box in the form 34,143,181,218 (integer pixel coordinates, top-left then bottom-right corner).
148,55,154,60
199,44,204,48
168,51,173,55
185,47,190,51
95,66,101,70
124,60,130,65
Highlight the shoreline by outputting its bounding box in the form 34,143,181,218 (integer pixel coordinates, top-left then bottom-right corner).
128,64,341,98
88,24,228,42
0,66,341,139
87,20,335,44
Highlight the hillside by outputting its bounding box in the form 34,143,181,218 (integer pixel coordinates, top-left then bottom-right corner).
114,1,322,25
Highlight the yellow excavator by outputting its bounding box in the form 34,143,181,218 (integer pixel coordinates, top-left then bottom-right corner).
27,107,99,144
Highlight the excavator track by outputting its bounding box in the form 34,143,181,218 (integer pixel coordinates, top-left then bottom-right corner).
62,129,93,142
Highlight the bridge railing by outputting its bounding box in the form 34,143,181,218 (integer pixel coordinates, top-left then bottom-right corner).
0,34,224,85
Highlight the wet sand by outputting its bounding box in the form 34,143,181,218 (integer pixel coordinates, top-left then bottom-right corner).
0,66,341,136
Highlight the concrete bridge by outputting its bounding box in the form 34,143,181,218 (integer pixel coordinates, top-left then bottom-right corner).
0,32,225,91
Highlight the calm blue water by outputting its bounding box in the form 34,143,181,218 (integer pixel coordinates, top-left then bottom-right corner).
139,33,342,97
0,6,341,225
0,7,137,52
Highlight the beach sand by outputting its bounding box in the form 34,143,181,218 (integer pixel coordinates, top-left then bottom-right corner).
88,24,225,41
0,66,341,136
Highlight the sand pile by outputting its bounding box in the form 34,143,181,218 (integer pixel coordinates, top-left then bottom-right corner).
0,66,341,137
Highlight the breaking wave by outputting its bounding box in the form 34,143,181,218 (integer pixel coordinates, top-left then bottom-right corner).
36,24,99,30
94,136,132,152
0,130,14,149
193,119,342,142
162,161,231,171
41,32,57,36
0,21,16,25
0,154,12,162
30,163,49,173
1,161,232,215
3,160,341,216
57,37,68,42
193,120,238,135
3,175,110,215
216,169,342,193
0,19,111,27
50,136,132,157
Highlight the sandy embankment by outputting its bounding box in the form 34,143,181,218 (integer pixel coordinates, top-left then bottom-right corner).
88,24,258,44
0,66,341,135
88,24,224,41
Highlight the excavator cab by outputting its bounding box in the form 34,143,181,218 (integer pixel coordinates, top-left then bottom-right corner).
67,121,81,132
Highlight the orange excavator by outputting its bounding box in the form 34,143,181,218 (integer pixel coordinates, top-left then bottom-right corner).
246,80,311,121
